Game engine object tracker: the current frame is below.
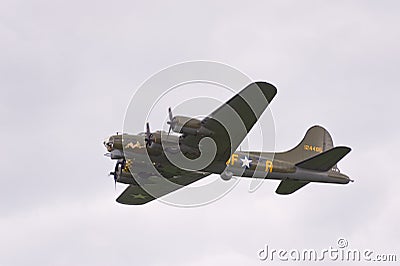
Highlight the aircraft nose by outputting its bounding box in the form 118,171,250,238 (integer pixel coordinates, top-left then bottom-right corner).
103,137,114,151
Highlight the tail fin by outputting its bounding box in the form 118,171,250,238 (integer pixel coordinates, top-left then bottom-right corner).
277,125,335,164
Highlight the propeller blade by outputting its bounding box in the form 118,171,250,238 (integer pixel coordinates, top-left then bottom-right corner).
167,107,174,135
108,172,116,190
145,122,153,146
168,107,173,121
113,162,119,190
146,122,150,134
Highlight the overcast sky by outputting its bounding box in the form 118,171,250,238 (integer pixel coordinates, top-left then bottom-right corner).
1,1,400,265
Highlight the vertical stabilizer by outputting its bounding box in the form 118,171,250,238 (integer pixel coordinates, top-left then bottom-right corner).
276,125,334,164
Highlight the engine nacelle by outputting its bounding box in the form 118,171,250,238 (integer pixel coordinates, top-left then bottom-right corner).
171,116,200,134
220,171,233,181
115,168,134,184
171,116,212,136
112,159,158,185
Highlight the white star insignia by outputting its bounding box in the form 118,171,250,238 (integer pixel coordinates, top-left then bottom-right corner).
240,156,252,169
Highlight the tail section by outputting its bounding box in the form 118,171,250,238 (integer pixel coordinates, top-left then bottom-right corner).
276,125,334,164
276,146,352,195
274,126,352,195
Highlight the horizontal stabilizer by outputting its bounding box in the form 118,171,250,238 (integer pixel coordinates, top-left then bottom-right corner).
295,146,351,172
276,179,309,195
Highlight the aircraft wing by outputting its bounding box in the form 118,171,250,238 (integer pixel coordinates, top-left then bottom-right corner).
180,82,277,170
116,173,209,205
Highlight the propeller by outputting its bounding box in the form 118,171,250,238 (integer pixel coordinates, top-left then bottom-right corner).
144,122,154,146
109,160,124,190
166,107,175,135
109,164,118,190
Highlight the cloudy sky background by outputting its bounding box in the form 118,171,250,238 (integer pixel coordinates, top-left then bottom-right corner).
1,0,399,265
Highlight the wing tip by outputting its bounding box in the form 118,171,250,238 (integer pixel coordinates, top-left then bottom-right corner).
253,81,278,101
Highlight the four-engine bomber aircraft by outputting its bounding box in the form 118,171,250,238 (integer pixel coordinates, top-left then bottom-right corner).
103,82,352,205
